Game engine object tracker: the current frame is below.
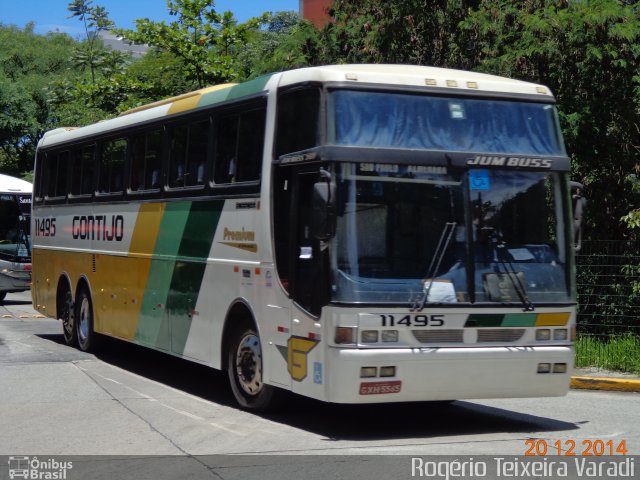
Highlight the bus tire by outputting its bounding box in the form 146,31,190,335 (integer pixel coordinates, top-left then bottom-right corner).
58,288,77,347
227,326,281,411
75,287,98,352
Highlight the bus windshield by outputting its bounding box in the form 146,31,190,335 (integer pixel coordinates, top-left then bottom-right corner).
330,163,571,305
0,194,31,262
329,90,566,156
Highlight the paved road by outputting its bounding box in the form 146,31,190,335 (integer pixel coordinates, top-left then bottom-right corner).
1,291,638,460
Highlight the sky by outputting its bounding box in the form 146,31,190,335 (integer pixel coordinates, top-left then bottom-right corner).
0,0,300,37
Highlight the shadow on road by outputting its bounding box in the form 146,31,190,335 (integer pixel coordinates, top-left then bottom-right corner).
37,332,579,442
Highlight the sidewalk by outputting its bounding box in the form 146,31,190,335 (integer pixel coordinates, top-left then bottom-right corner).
571,367,640,392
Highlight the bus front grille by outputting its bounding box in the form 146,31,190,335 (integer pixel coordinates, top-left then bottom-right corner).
412,329,463,343
477,328,526,343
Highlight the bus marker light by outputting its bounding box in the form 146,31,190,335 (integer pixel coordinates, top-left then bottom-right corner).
381,330,398,342
537,363,551,373
335,327,354,344
553,363,567,374
536,329,551,341
308,332,317,340
233,266,239,273
255,267,261,275
467,81,478,89
446,80,458,87
360,367,377,378
554,329,568,340
425,78,437,86
361,330,379,343
380,366,396,377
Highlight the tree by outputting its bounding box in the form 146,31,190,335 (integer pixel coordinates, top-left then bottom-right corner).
0,24,78,175
116,0,265,88
67,0,115,84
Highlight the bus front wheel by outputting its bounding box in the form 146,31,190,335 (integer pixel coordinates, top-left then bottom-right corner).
227,327,280,411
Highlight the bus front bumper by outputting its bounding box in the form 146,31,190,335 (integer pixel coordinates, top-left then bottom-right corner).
325,345,573,404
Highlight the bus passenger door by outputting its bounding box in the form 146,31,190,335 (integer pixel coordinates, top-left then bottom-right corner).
270,167,327,393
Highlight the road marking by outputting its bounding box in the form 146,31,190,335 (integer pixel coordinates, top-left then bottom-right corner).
209,421,246,435
158,402,204,421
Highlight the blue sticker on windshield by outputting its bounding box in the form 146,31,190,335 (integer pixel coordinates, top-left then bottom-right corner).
469,169,490,190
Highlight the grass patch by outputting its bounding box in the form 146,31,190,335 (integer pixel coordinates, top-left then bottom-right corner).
575,333,640,375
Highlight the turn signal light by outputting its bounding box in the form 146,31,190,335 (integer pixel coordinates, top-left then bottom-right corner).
335,327,355,344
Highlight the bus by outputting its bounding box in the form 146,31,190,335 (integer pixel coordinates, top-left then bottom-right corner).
32,64,576,410
0,173,32,303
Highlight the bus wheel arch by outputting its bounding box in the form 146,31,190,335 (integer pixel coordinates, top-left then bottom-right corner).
222,300,281,411
56,275,76,346
74,277,98,352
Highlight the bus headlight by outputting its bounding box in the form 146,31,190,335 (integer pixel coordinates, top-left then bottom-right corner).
536,329,551,341
360,367,377,378
381,330,399,342
361,330,379,343
553,329,568,340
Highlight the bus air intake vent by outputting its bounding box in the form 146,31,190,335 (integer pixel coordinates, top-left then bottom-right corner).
477,328,525,343
412,330,463,343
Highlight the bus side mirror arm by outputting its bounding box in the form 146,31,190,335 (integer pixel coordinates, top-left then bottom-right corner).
570,181,586,252
312,169,336,241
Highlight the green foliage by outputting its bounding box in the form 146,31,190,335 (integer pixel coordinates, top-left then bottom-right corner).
575,333,640,375
313,0,480,67
67,0,116,84
115,0,265,87
0,24,77,174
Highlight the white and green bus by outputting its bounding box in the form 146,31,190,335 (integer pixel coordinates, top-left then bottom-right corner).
0,173,32,303
32,65,576,410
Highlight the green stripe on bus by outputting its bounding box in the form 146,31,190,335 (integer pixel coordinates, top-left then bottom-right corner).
135,202,191,349
464,313,539,327
464,314,504,327
502,313,537,327
166,200,223,356
198,75,273,108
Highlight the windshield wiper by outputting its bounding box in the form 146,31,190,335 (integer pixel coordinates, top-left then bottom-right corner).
492,238,535,312
411,222,457,312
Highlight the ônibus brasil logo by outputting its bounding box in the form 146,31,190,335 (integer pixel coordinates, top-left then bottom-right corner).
7,456,73,479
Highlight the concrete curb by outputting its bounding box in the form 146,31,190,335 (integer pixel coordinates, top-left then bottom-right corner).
571,376,640,392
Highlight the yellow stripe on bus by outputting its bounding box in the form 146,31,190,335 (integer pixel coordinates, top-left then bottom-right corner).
96,203,166,340
535,312,571,326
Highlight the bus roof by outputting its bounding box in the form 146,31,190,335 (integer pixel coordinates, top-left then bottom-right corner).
0,173,32,194
38,64,554,149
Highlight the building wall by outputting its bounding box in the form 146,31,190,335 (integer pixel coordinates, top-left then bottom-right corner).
300,0,333,28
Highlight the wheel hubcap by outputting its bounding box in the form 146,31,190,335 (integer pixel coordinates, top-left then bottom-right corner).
78,297,90,342
235,333,263,396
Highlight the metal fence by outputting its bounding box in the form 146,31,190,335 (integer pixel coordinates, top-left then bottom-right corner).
576,240,640,335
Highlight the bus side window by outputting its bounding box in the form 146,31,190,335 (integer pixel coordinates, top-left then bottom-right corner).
99,138,126,194
44,151,69,200
71,145,95,196
275,88,320,157
214,114,239,184
236,108,265,183
169,120,208,189
214,107,265,185
131,129,162,191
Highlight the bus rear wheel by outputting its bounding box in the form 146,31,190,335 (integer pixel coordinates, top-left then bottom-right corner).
75,288,98,352
58,290,76,347
227,327,280,411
